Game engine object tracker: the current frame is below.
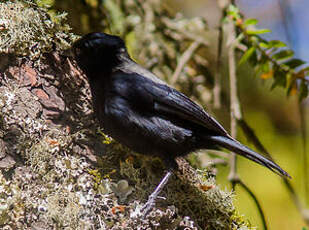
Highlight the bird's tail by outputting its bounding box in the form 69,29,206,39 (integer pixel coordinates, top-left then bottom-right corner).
205,135,291,178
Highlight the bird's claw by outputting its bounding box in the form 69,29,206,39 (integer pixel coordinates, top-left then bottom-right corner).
141,195,156,217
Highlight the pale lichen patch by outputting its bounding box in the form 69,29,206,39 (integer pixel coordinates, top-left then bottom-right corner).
0,1,77,61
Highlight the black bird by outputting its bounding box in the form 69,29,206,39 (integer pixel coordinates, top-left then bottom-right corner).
72,32,290,214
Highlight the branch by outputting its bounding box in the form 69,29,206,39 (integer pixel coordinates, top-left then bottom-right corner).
226,5,268,229
213,11,224,109
171,41,201,84
298,101,309,206
161,17,209,46
227,15,240,189
236,180,267,230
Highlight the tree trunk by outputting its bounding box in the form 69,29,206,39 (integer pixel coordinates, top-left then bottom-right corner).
0,1,251,229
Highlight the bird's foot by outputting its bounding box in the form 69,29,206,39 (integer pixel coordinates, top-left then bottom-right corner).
136,170,173,217
141,195,166,217
141,195,155,216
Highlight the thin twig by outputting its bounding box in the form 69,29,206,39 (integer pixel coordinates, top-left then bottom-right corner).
171,41,201,84
298,101,309,206
193,54,209,67
238,118,309,226
236,43,247,52
236,180,267,230
226,6,268,229
213,13,224,109
206,158,228,167
206,149,230,159
161,17,209,46
237,120,271,158
227,17,240,190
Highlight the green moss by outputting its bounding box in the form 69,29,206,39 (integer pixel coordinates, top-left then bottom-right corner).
104,150,251,229
97,128,113,145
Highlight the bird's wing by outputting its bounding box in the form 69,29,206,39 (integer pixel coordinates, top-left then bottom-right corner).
147,82,228,136
115,71,229,136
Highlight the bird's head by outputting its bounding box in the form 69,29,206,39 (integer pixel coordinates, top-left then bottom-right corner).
72,32,127,78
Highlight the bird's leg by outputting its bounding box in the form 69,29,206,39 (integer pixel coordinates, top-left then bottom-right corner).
141,170,173,216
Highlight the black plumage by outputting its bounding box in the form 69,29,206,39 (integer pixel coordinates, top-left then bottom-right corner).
72,32,290,213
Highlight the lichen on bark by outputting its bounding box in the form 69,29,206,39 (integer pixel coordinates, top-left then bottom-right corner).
0,0,77,62
0,1,253,229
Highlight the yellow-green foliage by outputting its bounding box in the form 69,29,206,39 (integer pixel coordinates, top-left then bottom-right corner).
0,0,77,59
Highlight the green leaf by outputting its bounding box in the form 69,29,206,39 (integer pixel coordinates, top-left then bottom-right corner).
271,69,287,89
247,29,271,35
287,83,296,97
301,66,309,73
272,50,294,61
286,73,297,96
268,40,287,48
228,4,239,14
259,40,286,49
227,5,241,19
244,18,258,26
299,80,309,101
238,47,256,66
255,56,269,74
283,59,305,69
259,42,269,48
256,61,271,78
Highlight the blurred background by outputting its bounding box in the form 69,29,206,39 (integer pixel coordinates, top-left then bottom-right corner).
224,1,308,229
41,0,309,228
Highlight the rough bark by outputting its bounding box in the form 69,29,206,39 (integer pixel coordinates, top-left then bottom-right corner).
0,1,251,229
0,53,250,229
